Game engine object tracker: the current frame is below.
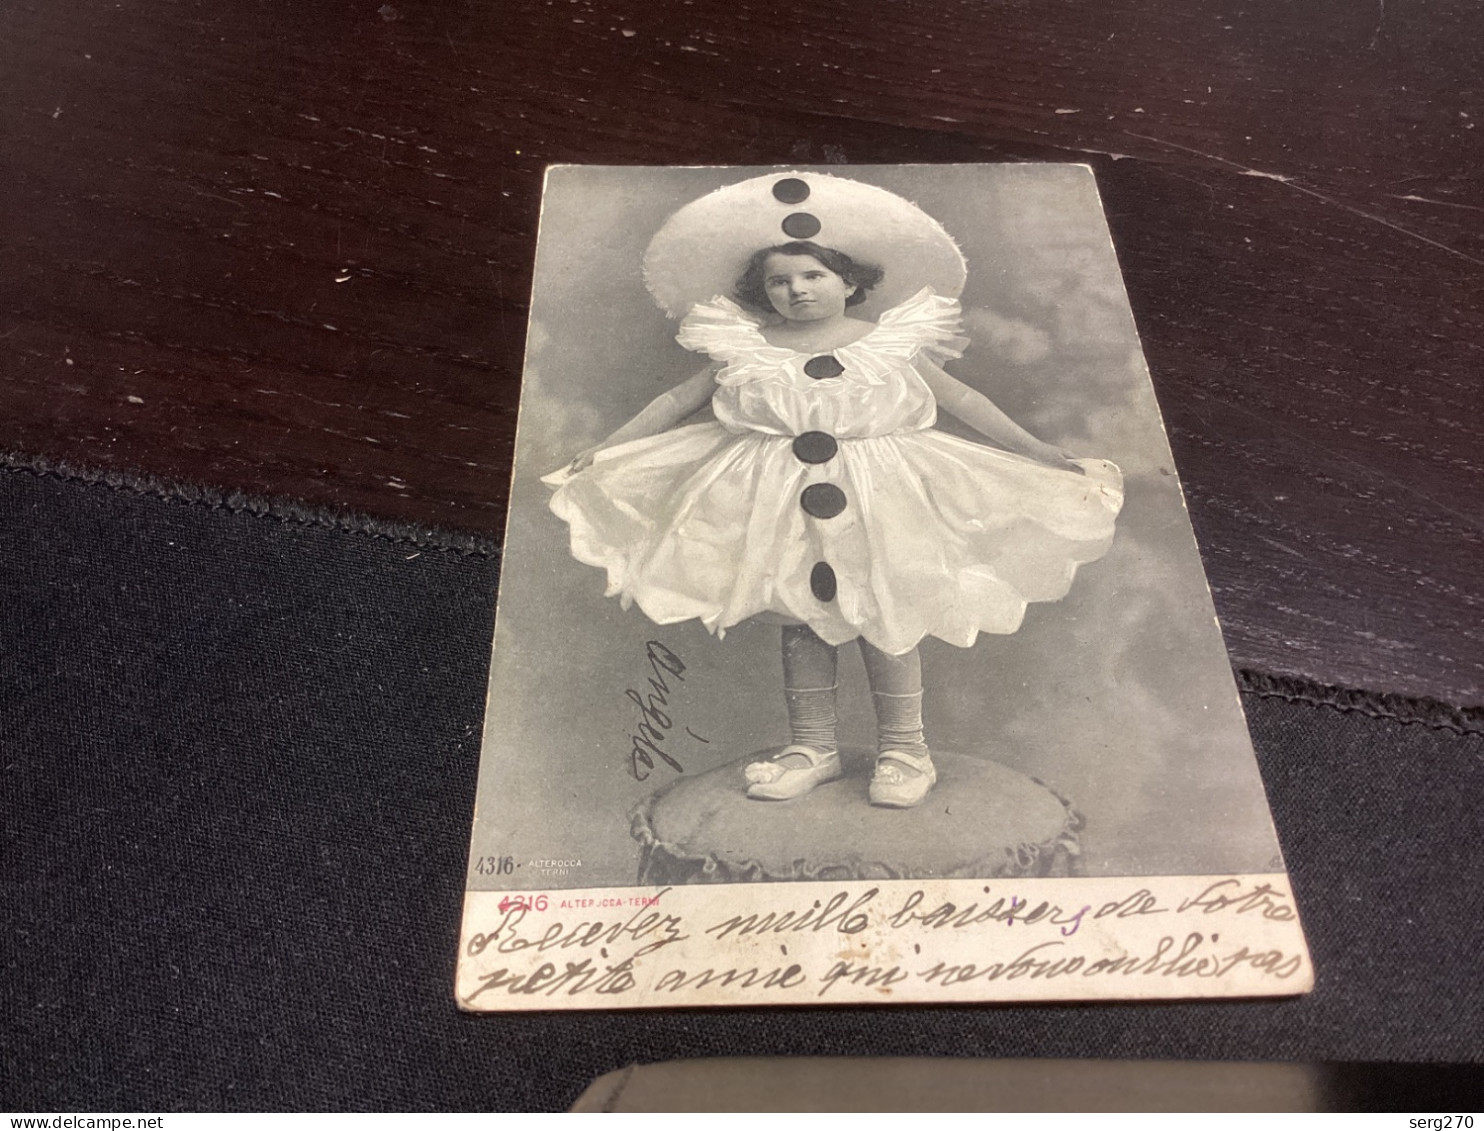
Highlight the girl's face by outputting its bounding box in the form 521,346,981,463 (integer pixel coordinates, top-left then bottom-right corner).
762,253,856,322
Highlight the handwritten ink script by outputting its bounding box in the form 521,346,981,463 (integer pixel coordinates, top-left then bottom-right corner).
458,874,1313,1009
625,640,707,781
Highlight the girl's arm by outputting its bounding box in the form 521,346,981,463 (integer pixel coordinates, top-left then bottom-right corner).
917,356,1082,473
569,364,717,472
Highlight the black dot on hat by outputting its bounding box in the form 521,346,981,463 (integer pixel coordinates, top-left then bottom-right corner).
792,431,838,464
772,178,810,204
800,483,847,520
810,561,837,602
803,355,844,380
781,212,821,239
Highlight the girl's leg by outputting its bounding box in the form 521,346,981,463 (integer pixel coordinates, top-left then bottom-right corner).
745,624,841,800
781,622,839,753
747,620,842,795
859,640,928,758
860,640,934,808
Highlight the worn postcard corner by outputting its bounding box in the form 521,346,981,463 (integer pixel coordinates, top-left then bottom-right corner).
456,164,1312,1010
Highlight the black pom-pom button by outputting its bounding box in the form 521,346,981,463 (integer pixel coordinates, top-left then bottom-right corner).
772,178,810,204
792,431,838,464
803,355,845,380
800,483,847,519
781,212,821,239
810,561,838,602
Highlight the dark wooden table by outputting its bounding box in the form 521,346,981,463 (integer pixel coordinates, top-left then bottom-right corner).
4,0,1481,706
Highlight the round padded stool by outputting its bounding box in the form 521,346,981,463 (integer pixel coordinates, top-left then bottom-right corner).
631,748,1082,884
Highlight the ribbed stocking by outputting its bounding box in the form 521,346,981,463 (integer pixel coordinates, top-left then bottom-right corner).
861,640,929,758
781,623,838,752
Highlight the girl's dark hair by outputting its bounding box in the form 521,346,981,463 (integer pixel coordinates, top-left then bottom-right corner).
734,241,885,312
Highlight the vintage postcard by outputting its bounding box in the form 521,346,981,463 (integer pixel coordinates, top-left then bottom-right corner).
457,164,1312,1010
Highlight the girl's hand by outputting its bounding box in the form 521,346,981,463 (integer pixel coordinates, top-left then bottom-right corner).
568,445,602,474
1058,452,1088,476
1034,444,1086,476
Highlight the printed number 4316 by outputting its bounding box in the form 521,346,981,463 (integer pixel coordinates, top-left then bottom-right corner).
474,855,516,875
499,894,549,913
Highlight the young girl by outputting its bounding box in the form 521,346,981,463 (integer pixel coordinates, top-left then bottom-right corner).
545,172,1122,809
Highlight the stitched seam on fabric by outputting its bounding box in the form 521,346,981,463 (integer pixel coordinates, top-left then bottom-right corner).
1236,668,1482,736
2,449,499,560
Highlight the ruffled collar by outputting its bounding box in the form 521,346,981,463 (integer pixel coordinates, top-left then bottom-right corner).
676,286,967,388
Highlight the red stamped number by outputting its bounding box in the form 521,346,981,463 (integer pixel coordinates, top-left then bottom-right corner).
498,894,549,913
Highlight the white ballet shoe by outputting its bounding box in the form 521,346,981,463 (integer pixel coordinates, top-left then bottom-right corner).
868,749,937,809
744,745,842,801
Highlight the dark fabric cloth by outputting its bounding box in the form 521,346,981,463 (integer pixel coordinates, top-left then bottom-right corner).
2,464,1480,1113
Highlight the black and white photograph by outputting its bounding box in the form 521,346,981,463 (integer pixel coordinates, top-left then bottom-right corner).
457,164,1312,1009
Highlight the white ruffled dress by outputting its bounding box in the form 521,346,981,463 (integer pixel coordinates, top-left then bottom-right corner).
544,288,1123,655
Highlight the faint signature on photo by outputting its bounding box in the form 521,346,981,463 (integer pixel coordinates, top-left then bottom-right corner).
626,640,708,781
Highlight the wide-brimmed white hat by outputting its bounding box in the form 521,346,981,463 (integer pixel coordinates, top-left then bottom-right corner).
643,170,967,319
